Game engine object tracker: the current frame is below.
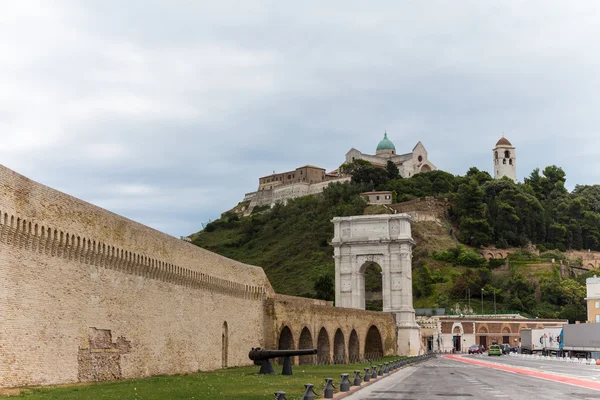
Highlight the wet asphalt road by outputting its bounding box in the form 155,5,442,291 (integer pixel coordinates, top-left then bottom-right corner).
345,355,600,399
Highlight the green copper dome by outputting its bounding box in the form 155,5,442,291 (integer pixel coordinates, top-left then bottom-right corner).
376,132,396,151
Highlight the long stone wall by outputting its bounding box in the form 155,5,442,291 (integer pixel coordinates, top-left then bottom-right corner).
0,163,408,389
268,295,397,363
245,177,351,213
0,164,273,388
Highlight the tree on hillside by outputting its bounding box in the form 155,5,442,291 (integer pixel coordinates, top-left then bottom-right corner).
453,179,492,246
350,164,389,188
386,160,400,179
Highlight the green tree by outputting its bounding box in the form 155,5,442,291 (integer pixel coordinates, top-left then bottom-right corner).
386,160,400,179
314,272,334,301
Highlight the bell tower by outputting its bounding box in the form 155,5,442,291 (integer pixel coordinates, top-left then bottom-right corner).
493,137,516,181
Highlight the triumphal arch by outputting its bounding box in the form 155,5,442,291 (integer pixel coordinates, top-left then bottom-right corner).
331,213,420,355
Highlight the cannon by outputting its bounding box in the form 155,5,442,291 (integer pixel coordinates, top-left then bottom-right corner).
249,347,318,375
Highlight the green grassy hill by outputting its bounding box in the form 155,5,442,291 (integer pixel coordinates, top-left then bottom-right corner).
192,180,596,322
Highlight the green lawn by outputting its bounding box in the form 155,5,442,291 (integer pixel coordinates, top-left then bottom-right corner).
13,357,402,400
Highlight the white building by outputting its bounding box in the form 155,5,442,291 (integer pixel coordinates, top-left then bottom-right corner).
586,276,600,323
493,137,516,181
345,132,436,178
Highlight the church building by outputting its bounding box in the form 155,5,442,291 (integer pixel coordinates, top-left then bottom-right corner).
345,132,436,178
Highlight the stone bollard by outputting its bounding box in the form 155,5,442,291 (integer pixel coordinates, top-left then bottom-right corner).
274,391,287,400
364,367,371,382
383,362,389,374
301,384,316,400
378,364,383,376
371,365,378,379
323,378,335,399
340,373,351,392
353,370,362,386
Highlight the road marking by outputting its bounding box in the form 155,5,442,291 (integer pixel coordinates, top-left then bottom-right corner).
445,355,600,392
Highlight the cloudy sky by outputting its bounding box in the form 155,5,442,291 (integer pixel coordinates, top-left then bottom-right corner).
2,1,600,236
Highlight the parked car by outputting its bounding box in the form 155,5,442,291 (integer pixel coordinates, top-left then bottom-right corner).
488,344,502,356
500,344,510,355
468,344,482,354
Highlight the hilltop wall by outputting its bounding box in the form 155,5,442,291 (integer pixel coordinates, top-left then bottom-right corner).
245,177,351,214
0,164,273,388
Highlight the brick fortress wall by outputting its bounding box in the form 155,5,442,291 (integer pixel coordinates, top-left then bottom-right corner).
0,164,274,388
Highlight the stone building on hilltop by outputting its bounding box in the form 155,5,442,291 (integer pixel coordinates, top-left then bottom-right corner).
345,132,436,178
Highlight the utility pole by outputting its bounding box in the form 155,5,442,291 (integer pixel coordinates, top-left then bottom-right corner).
494,290,496,314
468,287,471,310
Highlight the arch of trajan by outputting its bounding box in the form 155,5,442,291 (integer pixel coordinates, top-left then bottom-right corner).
331,214,421,355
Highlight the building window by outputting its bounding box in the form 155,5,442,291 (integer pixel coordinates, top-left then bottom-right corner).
385,195,391,200
504,150,510,158
503,159,506,164
595,301,599,309
418,155,423,162
597,315,600,323
495,151,498,159
376,196,380,200
288,174,291,179
509,159,513,165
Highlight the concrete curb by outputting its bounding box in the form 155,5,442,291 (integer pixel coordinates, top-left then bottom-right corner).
332,357,434,399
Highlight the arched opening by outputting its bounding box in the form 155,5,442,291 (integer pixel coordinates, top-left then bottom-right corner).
278,326,295,365
502,327,511,344
221,322,228,368
421,164,432,172
348,330,360,363
364,325,383,359
504,150,510,158
360,262,382,311
495,151,498,159
333,329,346,364
278,326,294,350
478,326,488,349
452,326,462,352
298,327,314,365
317,328,331,364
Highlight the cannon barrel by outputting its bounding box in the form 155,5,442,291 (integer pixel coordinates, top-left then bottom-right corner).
249,348,317,361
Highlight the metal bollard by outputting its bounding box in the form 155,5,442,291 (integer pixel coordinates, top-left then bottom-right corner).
378,364,383,376
340,373,351,392
353,370,362,386
301,384,317,400
371,365,378,379
323,378,335,399
274,391,287,400
364,367,371,382
383,362,389,374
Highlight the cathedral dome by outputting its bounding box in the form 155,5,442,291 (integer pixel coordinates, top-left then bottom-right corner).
376,132,396,151
495,137,512,147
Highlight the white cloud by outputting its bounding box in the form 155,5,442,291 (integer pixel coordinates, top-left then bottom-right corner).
2,0,600,235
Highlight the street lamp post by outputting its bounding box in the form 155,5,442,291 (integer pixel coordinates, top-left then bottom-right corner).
494,290,496,314
481,288,484,315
